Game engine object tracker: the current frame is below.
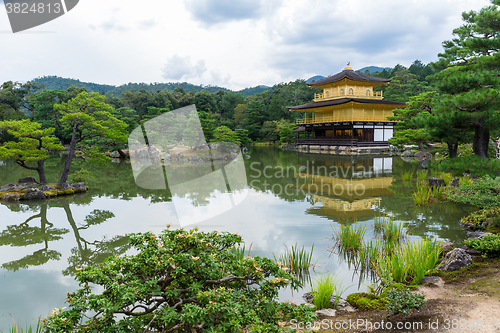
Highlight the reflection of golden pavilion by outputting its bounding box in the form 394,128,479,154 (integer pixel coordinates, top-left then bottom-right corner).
295,172,394,221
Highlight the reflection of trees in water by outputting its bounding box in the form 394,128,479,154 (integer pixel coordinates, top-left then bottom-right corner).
0,203,68,271
0,197,130,275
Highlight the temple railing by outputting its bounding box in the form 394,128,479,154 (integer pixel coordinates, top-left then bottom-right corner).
296,115,397,125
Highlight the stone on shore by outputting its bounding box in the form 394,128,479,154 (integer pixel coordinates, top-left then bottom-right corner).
436,248,472,272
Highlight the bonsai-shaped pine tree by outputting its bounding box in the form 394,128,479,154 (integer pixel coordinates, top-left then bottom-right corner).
0,119,64,184
53,92,128,185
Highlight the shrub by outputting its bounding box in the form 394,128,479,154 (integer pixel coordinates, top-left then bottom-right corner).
43,228,315,332
464,234,500,258
431,156,500,178
386,289,426,316
446,176,500,208
68,169,91,183
310,274,346,310
460,207,500,230
346,292,386,311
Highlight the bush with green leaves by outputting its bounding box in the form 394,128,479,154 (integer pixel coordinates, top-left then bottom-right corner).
446,176,500,209
68,169,92,183
42,228,315,332
386,289,426,317
464,234,500,258
431,156,500,178
460,207,500,230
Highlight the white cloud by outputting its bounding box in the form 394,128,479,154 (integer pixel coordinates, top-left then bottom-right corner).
0,0,494,90
162,55,207,81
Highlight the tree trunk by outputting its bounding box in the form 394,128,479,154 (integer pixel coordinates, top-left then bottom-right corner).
37,160,47,184
447,142,458,159
117,149,126,158
58,122,78,185
473,124,490,159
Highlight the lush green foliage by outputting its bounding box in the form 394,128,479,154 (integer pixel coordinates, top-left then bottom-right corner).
386,289,426,316
310,274,345,310
43,228,315,332
464,234,500,258
345,292,386,311
213,126,241,146
446,176,500,208
0,119,64,183
68,169,92,183
273,243,314,282
332,223,367,254
432,156,500,177
461,207,500,230
412,183,432,206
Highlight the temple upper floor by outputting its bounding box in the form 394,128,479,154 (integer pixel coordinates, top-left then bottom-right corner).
307,65,391,102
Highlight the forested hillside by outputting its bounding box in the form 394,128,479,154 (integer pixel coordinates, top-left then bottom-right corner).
1,60,436,148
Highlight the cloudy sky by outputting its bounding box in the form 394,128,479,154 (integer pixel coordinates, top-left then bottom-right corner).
0,0,493,90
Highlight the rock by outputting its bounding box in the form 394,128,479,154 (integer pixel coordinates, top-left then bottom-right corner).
109,151,120,158
189,155,201,162
22,189,46,200
441,241,455,252
202,153,213,161
402,150,414,157
436,248,472,272
450,178,460,187
179,158,188,162
73,182,88,192
245,155,251,159
163,154,171,161
39,185,54,191
0,183,22,192
460,222,475,231
242,147,248,154
18,177,38,184
302,293,354,311
304,303,315,309
1,193,20,201
213,155,223,161
461,245,482,256
466,232,491,240
435,258,444,266
420,276,444,287
315,308,336,317
59,182,73,191
429,177,446,188
414,151,432,161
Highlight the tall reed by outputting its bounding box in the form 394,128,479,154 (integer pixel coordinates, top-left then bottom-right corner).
401,171,413,181
430,184,446,199
332,223,367,254
436,171,453,186
416,170,428,182
0,315,42,333
273,243,314,277
413,183,431,206
459,176,474,186
310,274,348,310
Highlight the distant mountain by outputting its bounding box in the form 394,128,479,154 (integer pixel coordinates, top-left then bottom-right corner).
33,76,116,94
237,85,271,96
306,75,326,83
31,76,273,97
357,66,392,74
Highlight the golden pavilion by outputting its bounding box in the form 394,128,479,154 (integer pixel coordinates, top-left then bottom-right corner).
288,63,406,147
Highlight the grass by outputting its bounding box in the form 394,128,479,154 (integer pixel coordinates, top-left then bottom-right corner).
273,243,314,284
459,176,474,186
412,183,431,206
233,242,254,261
374,215,408,244
436,171,453,186
430,184,446,199
416,170,428,182
332,223,367,254
0,315,42,333
401,171,414,181
373,238,442,286
310,274,347,310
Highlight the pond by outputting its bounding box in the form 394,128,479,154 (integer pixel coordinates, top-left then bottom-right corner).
0,147,473,330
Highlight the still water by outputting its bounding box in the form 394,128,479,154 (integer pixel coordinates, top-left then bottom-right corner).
0,147,472,330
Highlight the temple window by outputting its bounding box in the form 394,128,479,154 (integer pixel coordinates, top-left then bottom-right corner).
340,89,345,95
348,88,354,95
366,90,371,96
326,91,330,97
